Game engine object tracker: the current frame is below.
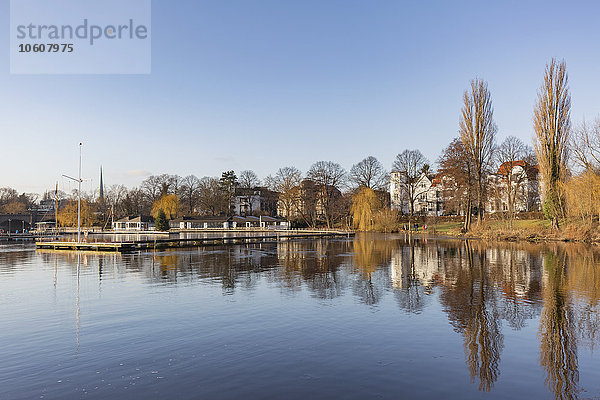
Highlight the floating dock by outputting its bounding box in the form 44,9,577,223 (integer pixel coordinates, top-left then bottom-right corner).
35,231,354,253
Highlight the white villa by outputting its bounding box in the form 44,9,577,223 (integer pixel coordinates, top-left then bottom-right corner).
390,172,443,216
390,160,541,216
486,161,540,213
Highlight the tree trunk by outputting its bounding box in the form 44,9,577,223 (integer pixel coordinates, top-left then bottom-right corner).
507,184,514,229
477,178,483,224
463,198,472,232
551,216,560,230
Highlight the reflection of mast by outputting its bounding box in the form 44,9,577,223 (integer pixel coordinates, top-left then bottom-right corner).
75,253,80,357
54,253,58,289
98,257,103,296
54,182,59,237
53,253,58,307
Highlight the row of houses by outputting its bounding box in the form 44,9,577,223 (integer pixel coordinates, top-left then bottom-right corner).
233,182,341,223
390,161,541,216
111,180,336,231
112,215,290,231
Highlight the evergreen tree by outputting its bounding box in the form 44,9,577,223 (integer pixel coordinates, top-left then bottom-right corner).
219,170,238,215
155,208,169,231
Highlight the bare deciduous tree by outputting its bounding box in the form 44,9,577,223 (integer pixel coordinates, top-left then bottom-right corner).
349,156,389,190
268,166,302,219
459,78,497,226
104,184,128,218
571,118,600,173
307,161,346,228
533,58,571,230
179,175,202,215
495,136,535,223
239,170,261,189
141,174,179,201
121,187,150,216
198,177,227,216
392,149,428,216
438,138,475,230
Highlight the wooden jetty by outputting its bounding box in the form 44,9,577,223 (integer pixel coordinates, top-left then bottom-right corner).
1,234,50,242
35,231,354,253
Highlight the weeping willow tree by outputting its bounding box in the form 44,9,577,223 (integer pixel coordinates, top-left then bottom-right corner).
534,58,571,230
565,171,600,224
152,194,180,219
351,187,381,231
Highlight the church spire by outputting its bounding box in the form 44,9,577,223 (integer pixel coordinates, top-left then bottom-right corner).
99,166,104,200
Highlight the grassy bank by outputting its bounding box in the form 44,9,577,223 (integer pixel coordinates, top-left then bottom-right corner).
422,219,600,243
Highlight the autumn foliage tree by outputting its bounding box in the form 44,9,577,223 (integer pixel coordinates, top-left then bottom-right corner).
58,199,97,227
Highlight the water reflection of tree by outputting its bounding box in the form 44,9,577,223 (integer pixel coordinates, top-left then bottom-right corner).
138,246,281,292
439,241,503,392
539,249,579,400
277,239,350,299
352,235,395,306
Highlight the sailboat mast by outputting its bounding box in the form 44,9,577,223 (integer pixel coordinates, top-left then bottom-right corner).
78,143,82,243
55,182,58,236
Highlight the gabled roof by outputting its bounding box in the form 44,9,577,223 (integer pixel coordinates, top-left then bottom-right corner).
232,216,260,223
234,187,279,197
497,161,539,178
230,215,285,223
115,215,154,223
172,216,232,223
259,216,285,222
497,160,526,175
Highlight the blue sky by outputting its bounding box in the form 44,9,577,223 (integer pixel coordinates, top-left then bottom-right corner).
1,0,599,194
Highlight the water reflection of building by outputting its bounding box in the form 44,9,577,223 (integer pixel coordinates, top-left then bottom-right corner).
486,247,543,303
390,244,441,290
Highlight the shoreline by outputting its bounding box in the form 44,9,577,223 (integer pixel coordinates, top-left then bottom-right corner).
389,219,600,244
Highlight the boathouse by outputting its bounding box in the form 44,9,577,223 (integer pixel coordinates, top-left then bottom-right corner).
170,216,232,230
112,216,155,231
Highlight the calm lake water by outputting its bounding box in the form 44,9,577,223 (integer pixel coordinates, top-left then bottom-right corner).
1,234,599,399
